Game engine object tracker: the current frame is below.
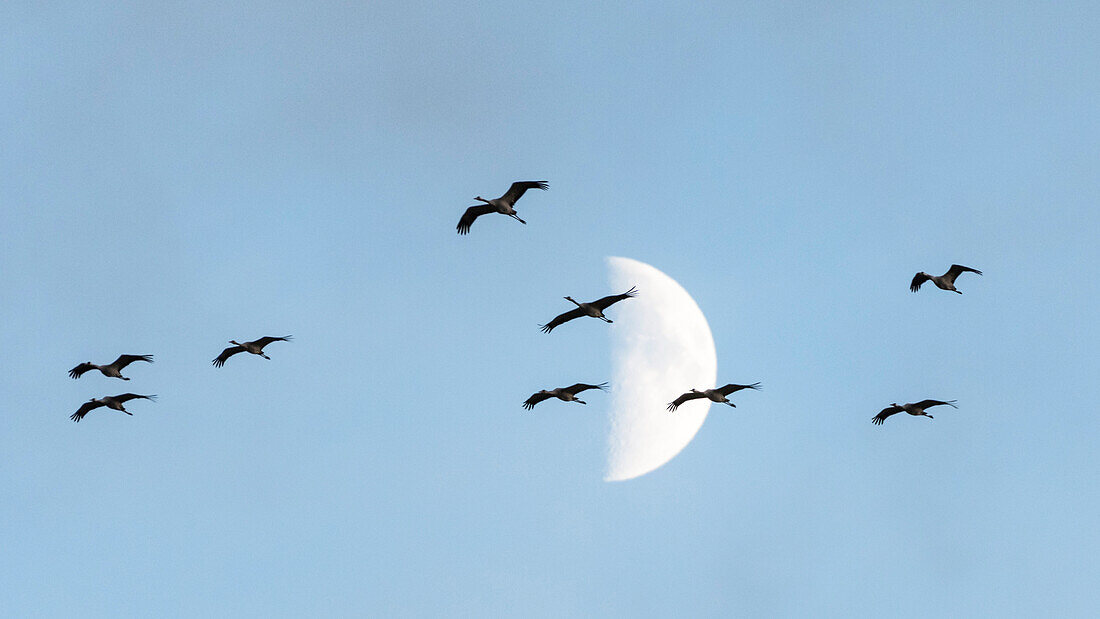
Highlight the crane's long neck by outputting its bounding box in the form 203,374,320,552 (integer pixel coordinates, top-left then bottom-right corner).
565,297,581,307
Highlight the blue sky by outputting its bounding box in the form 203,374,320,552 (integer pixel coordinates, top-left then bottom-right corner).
2,1,1099,616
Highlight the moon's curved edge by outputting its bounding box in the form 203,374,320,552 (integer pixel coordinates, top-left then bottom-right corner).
604,256,718,482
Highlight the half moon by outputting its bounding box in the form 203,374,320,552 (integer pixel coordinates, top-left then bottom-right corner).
605,256,717,482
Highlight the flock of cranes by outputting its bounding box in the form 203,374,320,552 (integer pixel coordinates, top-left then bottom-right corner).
66,336,292,422
449,181,981,425
65,180,981,426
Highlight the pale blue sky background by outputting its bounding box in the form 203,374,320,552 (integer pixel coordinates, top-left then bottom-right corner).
3,2,1099,616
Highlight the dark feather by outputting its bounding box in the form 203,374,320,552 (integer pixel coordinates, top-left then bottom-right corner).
456,204,496,235
539,307,586,333
912,399,957,410
563,382,608,396
213,345,245,367
591,286,638,311
872,405,903,425
522,392,554,410
112,354,154,369
68,363,95,379
70,400,106,422
910,272,930,292
715,382,761,396
945,264,982,283
251,336,292,349
114,393,156,403
667,391,708,412
500,180,548,205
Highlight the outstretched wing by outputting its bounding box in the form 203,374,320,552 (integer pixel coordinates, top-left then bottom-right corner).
499,180,548,205
252,335,292,349
522,391,554,410
539,307,586,333
667,390,707,412
944,264,982,284
71,400,105,422
912,399,957,410
68,363,95,379
115,393,156,403
563,382,608,396
591,285,638,311
910,272,930,292
456,204,496,235
213,345,245,367
113,354,153,369
716,382,761,396
872,405,904,425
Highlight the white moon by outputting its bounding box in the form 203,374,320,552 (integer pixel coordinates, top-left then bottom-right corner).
605,256,718,482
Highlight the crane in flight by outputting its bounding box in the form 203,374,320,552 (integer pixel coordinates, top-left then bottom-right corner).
70,393,156,422
213,336,292,367
523,382,608,410
539,286,638,333
456,180,548,234
667,383,761,412
910,264,982,294
872,399,957,425
69,354,153,380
